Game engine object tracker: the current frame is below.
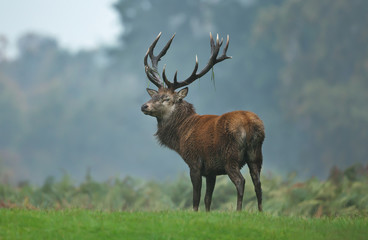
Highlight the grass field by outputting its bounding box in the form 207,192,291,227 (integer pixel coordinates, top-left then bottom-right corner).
1,209,367,240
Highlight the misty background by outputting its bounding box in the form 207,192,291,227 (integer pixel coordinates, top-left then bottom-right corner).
0,0,367,184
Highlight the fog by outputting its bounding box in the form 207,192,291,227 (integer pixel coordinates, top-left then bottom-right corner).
1,0,367,184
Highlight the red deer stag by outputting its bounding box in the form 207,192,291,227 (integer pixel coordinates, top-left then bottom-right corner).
141,33,265,211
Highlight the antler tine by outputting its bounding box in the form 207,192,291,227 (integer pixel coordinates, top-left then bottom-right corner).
216,35,231,63
173,71,178,84
147,32,162,68
219,37,224,47
187,55,199,81
144,32,176,89
162,65,173,89
144,48,162,88
210,33,215,54
157,33,175,63
166,33,231,90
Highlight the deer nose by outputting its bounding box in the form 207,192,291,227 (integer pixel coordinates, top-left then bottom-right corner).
141,104,149,112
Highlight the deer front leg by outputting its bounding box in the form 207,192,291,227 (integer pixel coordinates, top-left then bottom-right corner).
190,168,202,211
204,175,216,212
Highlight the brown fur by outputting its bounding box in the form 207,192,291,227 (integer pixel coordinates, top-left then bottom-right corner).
142,88,265,211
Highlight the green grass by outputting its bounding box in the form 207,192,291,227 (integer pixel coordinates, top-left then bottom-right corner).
1,209,367,240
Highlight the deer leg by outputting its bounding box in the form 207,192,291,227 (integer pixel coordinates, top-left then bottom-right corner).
226,165,245,211
204,175,216,212
190,169,202,211
248,149,263,212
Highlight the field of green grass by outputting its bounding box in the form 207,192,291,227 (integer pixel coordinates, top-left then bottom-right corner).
1,165,367,239
1,209,367,240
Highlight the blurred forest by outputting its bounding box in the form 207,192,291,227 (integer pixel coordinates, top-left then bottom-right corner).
1,164,367,217
0,0,368,184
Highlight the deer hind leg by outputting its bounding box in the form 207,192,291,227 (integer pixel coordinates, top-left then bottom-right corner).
247,148,263,212
226,164,245,211
190,168,202,211
204,175,216,212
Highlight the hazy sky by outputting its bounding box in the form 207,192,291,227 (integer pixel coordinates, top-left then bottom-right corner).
0,0,120,57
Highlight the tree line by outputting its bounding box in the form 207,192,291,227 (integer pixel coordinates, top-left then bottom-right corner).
1,164,367,217
0,0,367,183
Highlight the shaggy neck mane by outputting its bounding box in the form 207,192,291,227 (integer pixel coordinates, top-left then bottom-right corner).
155,100,196,152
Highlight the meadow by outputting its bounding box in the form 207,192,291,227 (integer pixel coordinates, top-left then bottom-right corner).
1,209,367,240
1,164,368,239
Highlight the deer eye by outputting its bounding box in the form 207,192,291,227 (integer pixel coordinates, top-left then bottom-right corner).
162,98,171,102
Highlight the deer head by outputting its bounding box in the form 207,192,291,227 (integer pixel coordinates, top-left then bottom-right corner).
141,32,231,119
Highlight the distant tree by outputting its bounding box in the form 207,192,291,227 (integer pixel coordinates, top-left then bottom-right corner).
3,0,365,183
253,0,368,173
0,75,25,148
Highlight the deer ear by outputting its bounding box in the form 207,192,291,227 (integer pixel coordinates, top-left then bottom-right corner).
177,87,188,100
146,88,158,97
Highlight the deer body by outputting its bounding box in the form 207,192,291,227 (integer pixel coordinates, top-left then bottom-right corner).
156,104,263,177
141,33,264,211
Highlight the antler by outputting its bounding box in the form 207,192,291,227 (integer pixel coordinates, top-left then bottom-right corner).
144,33,231,91
144,32,175,89
163,33,231,91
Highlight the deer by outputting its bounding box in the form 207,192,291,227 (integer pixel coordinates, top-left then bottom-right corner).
141,32,265,212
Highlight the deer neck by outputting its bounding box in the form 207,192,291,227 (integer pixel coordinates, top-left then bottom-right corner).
155,101,196,152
